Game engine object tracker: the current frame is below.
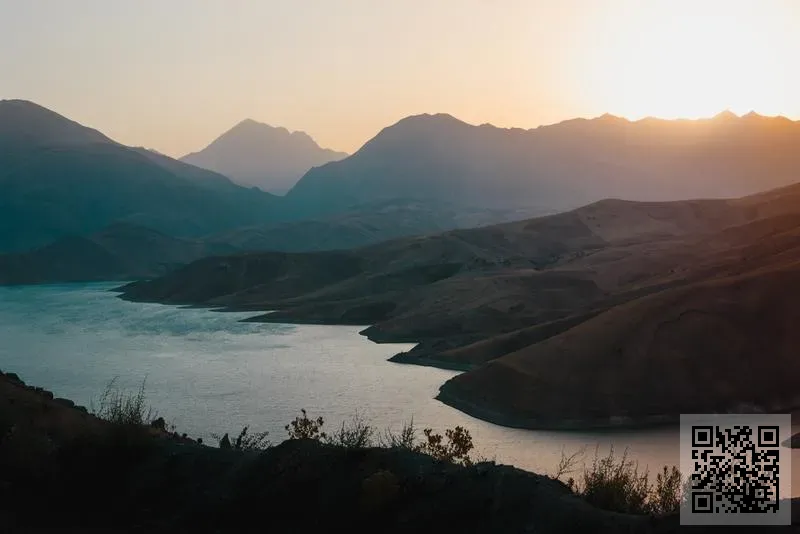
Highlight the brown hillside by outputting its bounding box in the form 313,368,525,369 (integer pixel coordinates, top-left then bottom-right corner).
121,182,800,428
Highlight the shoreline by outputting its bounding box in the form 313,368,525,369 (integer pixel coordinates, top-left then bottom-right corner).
434,385,682,432
16,281,790,435
114,286,697,432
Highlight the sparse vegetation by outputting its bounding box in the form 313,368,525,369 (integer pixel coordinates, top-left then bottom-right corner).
281,411,475,466
85,378,673,515
553,446,684,516
90,377,154,426
552,445,586,483
213,426,271,451
649,465,683,516
325,412,375,448
381,418,418,449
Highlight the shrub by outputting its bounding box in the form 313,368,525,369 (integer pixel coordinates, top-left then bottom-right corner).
326,413,375,448
650,465,683,516
91,377,154,426
581,447,650,514
551,445,586,489
417,425,475,467
381,419,418,449
213,426,271,451
553,446,684,516
285,409,326,441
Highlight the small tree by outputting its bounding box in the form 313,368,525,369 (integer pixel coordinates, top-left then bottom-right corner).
285,409,326,441
417,425,475,466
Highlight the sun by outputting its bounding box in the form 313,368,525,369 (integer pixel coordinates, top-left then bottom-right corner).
577,0,795,120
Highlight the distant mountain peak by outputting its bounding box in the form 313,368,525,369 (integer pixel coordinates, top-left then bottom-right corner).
596,112,626,122
713,109,739,121
235,118,261,127
395,113,469,127
226,118,286,136
180,118,348,194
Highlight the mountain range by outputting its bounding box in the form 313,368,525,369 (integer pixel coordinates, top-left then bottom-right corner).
5,99,800,257
181,119,348,194
286,110,800,217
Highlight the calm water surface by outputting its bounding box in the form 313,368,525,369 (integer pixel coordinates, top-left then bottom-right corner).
1,282,796,493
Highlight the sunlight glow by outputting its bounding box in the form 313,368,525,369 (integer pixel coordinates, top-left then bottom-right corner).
578,0,798,120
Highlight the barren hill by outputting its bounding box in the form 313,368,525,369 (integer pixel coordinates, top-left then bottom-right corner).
119,182,800,428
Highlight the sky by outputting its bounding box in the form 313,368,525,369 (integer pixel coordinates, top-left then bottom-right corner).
2,0,799,157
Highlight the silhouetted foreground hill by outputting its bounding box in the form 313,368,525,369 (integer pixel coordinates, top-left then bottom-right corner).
182,119,347,194
0,100,281,253
121,181,800,429
286,111,800,216
0,370,688,534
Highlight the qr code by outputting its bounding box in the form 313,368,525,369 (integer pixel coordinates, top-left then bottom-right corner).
680,414,791,526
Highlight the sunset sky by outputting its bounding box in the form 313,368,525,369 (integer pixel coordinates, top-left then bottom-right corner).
2,0,799,157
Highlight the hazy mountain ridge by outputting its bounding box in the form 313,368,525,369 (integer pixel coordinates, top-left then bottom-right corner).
0,223,233,285
181,119,348,194
0,100,282,252
286,110,800,217
0,198,552,285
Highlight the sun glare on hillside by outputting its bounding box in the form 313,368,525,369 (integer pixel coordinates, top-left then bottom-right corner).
577,0,798,121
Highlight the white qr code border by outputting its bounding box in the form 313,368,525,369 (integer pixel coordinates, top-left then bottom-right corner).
680,413,792,526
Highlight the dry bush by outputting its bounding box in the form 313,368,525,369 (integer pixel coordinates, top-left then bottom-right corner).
285,409,326,441
381,419,418,449
553,446,683,516
326,413,375,448
91,377,154,426
214,426,271,451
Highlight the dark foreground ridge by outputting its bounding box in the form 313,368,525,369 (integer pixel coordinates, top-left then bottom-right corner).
5,370,792,533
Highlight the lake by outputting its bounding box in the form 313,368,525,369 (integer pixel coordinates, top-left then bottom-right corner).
1,282,795,494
